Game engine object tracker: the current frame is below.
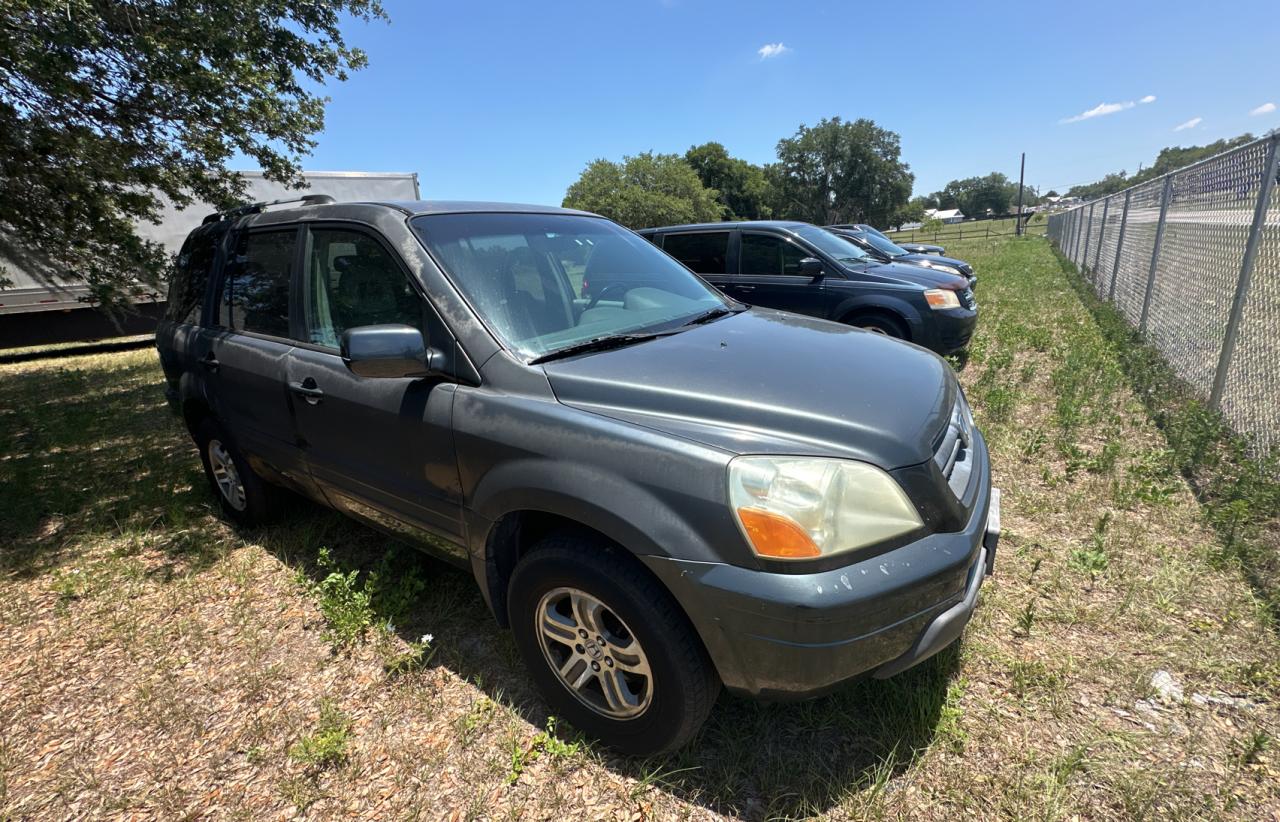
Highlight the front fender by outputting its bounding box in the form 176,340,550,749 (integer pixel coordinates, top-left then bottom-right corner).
466,456,726,564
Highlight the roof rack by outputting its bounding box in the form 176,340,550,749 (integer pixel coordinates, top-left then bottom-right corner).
201,193,336,224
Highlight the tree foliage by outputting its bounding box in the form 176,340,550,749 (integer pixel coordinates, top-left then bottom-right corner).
1067,133,1256,200
0,0,385,310
769,117,913,226
683,142,772,220
562,152,722,228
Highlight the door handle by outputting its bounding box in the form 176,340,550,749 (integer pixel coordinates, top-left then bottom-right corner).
200,353,220,372
735,285,756,292
289,378,325,404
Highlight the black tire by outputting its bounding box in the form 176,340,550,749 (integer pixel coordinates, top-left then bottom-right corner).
849,312,908,340
507,535,719,755
192,417,273,527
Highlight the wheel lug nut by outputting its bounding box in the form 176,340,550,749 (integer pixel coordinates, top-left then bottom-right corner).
605,657,613,667
578,629,588,638
591,661,600,671
575,644,584,654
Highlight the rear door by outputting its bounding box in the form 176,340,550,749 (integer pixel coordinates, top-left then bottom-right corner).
203,225,305,480
736,231,831,318
659,230,734,292
284,224,466,561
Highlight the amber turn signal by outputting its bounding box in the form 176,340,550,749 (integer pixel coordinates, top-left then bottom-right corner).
736,507,822,559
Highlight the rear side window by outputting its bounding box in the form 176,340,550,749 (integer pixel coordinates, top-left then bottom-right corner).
166,230,218,324
220,229,296,338
741,233,806,276
304,228,424,348
662,232,729,275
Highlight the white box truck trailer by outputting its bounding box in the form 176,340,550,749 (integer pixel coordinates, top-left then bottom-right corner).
0,170,419,348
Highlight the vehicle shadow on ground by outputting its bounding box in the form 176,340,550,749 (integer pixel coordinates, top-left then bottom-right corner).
270,505,960,821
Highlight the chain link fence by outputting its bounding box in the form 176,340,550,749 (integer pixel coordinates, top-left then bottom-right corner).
1047,132,1280,458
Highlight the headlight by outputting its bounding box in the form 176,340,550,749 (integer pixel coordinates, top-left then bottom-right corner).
728,456,923,560
924,288,962,310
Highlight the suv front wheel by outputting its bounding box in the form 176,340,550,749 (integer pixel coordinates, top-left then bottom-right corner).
507,535,719,755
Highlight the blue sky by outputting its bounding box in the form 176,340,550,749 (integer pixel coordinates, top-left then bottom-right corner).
298,0,1280,202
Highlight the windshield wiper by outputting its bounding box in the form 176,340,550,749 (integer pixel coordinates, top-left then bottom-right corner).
680,306,742,327
528,332,665,364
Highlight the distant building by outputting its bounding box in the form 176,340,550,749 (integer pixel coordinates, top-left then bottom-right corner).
924,208,966,224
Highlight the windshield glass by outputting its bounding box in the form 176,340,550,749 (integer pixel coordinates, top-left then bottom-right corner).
857,230,909,258
792,225,873,264
411,213,728,360
857,224,892,242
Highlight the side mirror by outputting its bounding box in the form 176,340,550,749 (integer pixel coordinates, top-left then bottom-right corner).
799,257,825,277
341,324,444,379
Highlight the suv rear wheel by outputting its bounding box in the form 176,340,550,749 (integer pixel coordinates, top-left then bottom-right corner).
507,535,719,755
193,418,273,527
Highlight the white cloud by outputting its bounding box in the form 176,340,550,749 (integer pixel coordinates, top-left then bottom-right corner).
1060,100,1135,123
1250,102,1277,116
757,42,789,60
1173,116,1202,131
1139,95,1157,104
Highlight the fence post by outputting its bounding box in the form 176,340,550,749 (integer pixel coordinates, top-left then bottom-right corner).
1209,133,1280,409
1139,176,1174,334
1082,202,1096,272
1093,196,1110,276
1108,189,1131,301
1072,206,1086,262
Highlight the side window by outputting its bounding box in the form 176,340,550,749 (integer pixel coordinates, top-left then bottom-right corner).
166,230,218,324
304,228,424,349
221,229,295,338
661,232,730,275
740,233,806,277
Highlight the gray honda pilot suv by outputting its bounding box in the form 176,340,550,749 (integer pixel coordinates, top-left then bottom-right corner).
156,199,1000,755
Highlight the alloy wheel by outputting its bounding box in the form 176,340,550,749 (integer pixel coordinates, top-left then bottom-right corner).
535,587,653,719
207,439,247,511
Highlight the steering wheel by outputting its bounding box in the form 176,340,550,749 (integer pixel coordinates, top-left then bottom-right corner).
586,283,630,310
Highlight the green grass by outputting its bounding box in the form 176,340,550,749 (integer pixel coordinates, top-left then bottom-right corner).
2,237,1278,819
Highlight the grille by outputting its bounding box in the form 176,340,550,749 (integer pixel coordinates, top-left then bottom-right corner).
933,392,975,499
959,287,977,310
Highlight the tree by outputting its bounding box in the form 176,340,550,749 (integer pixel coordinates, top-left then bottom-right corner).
889,196,928,228
769,117,913,226
940,172,1017,217
683,142,772,220
0,0,385,311
563,152,722,228
1067,133,1256,200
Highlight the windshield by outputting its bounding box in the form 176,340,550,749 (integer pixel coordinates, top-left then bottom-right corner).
856,230,909,258
411,213,729,360
857,224,892,242
792,225,874,265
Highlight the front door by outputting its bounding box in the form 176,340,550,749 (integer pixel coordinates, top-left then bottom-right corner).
659,230,733,292
284,224,466,562
736,232,832,318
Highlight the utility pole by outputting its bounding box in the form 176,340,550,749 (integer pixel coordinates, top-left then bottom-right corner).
1015,152,1026,236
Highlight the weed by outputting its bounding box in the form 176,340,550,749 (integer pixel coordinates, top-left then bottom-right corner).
935,679,968,754
383,632,437,677
304,547,375,647
1014,599,1037,637
457,696,497,746
288,700,352,770
1069,512,1111,584
1235,730,1270,768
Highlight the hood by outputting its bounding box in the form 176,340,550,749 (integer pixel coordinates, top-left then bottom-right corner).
543,309,955,469
897,253,973,277
864,260,969,290
899,242,946,255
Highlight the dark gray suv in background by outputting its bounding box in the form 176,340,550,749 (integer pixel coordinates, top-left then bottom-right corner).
156,199,1000,754
638,221,978,353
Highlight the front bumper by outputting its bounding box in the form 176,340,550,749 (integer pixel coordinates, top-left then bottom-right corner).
642,440,1000,699
927,307,978,353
